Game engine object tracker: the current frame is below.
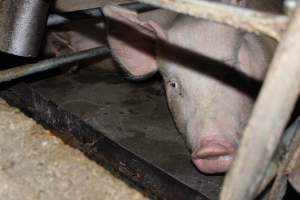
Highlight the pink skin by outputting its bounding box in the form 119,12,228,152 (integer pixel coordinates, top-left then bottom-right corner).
192,142,235,174
160,58,251,173
103,3,272,174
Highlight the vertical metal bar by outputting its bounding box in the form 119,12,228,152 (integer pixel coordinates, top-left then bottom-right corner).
221,5,300,200
0,0,50,57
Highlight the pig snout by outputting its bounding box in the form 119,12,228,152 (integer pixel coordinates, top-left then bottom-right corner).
191,136,238,174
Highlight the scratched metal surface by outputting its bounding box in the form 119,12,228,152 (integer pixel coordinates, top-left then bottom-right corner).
28,67,223,200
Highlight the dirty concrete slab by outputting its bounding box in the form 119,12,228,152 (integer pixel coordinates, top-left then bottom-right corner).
0,99,148,200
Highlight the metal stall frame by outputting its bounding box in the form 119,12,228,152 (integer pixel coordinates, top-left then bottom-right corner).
0,0,300,199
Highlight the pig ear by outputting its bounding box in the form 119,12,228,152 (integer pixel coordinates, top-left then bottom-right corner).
238,34,271,80
102,5,167,80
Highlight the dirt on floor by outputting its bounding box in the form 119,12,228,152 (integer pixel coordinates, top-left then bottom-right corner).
0,98,149,200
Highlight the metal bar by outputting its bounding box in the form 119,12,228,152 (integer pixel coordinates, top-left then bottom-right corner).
0,47,110,83
288,144,300,194
256,116,300,196
47,3,157,26
268,117,300,200
47,8,103,26
220,4,300,200
0,0,50,57
138,0,289,40
52,0,134,12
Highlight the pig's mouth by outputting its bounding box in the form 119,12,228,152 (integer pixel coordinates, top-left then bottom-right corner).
191,143,236,174
192,155,234,174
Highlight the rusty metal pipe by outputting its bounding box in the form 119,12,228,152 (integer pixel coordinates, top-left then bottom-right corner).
0,0,50,57
138,0,289,40
221,5,300,200
0,47,110,83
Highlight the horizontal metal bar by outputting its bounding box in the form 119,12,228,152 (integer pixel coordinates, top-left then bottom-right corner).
0,47,110,83
52,0,134,12
138,0,289,40
47,8,102,26
47,3,157,26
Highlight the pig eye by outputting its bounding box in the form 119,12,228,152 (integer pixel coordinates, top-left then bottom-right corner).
170,81,178,88
168,79,183,97
168,79,179,89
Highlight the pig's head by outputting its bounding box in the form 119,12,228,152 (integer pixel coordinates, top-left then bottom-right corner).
103,1,269,174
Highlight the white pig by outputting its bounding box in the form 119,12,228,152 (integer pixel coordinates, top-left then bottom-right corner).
102,0,276,174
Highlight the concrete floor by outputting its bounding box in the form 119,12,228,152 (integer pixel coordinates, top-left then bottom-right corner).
0,98,148,200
